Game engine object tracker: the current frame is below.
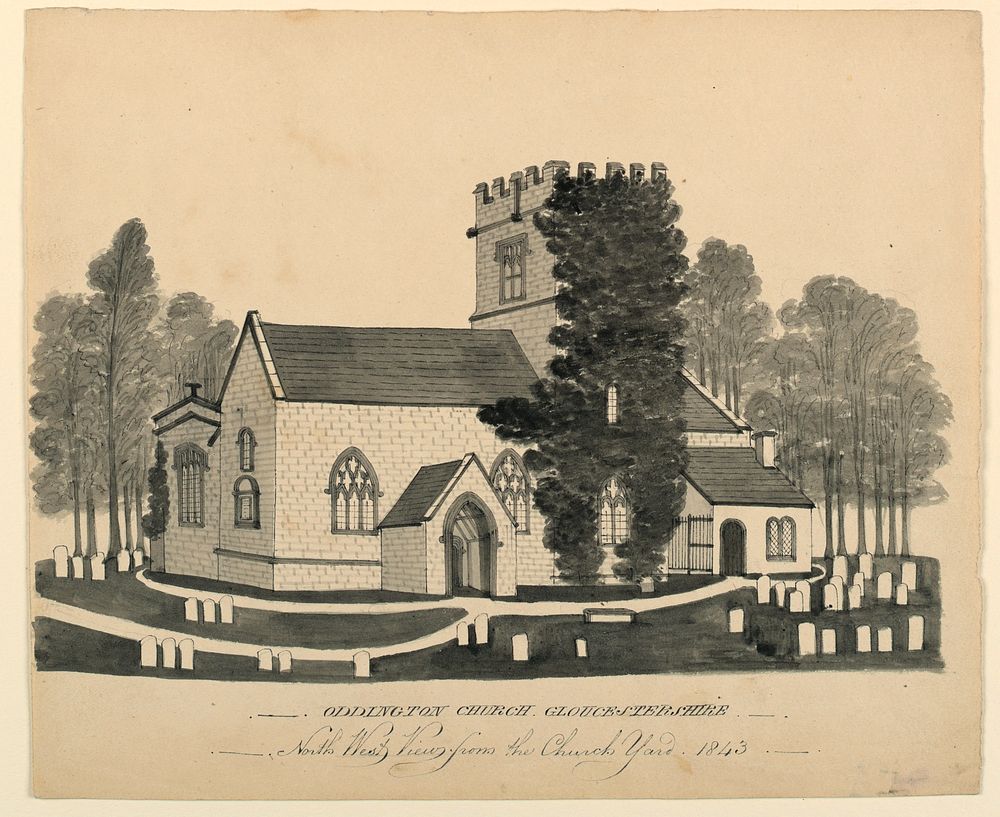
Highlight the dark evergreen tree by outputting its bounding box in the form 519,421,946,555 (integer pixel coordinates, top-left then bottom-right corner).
479,165,690,582
142,440,169,543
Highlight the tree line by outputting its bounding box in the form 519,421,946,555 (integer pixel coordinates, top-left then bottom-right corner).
29,219,238,558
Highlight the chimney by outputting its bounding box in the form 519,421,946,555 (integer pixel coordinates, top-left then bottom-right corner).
753,430,777,468
185,382,203,399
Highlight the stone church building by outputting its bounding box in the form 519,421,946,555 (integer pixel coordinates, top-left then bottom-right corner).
151,160,814,595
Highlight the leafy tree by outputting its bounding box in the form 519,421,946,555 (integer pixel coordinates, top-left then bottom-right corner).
142,439,169,544
479,165,689,582
156,292,238,404
86,219,159,555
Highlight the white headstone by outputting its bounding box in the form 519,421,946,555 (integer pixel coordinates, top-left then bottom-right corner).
895,584,909,606
858,552,874,580
53,546,70,578
639,577,654,594
901,561,917,589
908,615,925,651
139,636,157,668
133,548,145,567
830,574,845,594
257,648,273,672
353,650,371,678
116,549,131,573
161,637,177,670
877,626,893,652
203,598,217,624
797,622,816,657
179,639,194,671
575,638,588,658
789,590,806,613
856,624,872,653
833,555,849,581
219,596,234,624
822,583,842,611
512,633,529,662
728,608,745,634
821,628,837,655
876,572,893,600
184,598,199,622
794,579,811,599
456,622,469,646
848,584,862,610
756,575,771,604
278,650,292,673
90,553,105,581
474,614,489,645
853,571,866,596
772,581,787,608
71,555,84,579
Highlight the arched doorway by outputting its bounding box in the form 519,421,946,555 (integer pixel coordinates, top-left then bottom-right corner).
720,519,747,576
443,494,496,596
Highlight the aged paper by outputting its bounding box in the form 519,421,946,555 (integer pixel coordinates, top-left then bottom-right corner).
22,6,984,802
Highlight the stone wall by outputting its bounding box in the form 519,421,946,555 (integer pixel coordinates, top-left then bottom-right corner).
273,560,380,592
472,300,557,379
218,552,273,588
381,526,428,593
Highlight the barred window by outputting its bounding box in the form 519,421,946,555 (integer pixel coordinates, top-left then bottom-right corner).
328,448,379,533
766,516,796,560
599,476,630,546
238,427,256,471
174,444,207,527
606,384,620,425
233,476,260,529
490,450,530,532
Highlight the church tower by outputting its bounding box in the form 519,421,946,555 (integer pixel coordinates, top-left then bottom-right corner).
467,159,667,376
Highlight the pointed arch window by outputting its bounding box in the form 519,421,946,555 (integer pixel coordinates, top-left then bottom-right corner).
237,427,256,472
606,384,620,425
327,448,379,534
233,476,260,529
766,516,796,560
174,444,207,528
599,476,630,546
490,450,531,532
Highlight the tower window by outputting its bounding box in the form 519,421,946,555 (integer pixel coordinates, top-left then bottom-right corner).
496,234,527,304
606,384,620,425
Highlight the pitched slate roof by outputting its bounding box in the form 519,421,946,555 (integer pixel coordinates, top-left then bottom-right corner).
256,322,538,406
679,370,751,432
683,448,815,508
379,460,465,528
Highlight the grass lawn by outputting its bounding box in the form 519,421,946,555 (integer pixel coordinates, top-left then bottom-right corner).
35,561,464,650
512,573,722,602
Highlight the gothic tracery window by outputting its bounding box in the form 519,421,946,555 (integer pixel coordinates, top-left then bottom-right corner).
497,234,527,303
599,476,630,546
328,449,378,533
490,450,530,532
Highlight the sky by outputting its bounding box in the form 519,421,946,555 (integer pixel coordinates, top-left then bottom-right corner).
23,9,983,558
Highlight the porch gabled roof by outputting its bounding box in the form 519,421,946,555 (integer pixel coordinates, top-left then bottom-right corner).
684,447,815,508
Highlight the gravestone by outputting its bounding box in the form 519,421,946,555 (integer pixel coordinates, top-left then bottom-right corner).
512,633,529,662
575,638,588,658
772,581,787,608
908,615,925,651
203,598,217,624
278,650,292,673
184,598,199,622
797,622,816,657
116,549,131,573
639,577,654,594
139,636,157,668
53,546,70,578
858,552,874,580
901,561,917,589
848,585,862,610
456,622,470,646
133,548,145,568
257,648,273,672
161,637,177,670
789,590,806,613
822,583,842,611
830,575,845,594
727,608,745,634
856,624,873,653
220,596,234,624
821,628,837,655
794,579,811,600
853,571,866,597
877,626,893,652
71,556,84,579
833,555,849,581
473,614,489,645
353,651,371,678
90,553,105,581
895,584,909,606
179,639,194,671
876,572,893,600
756,575,771,604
